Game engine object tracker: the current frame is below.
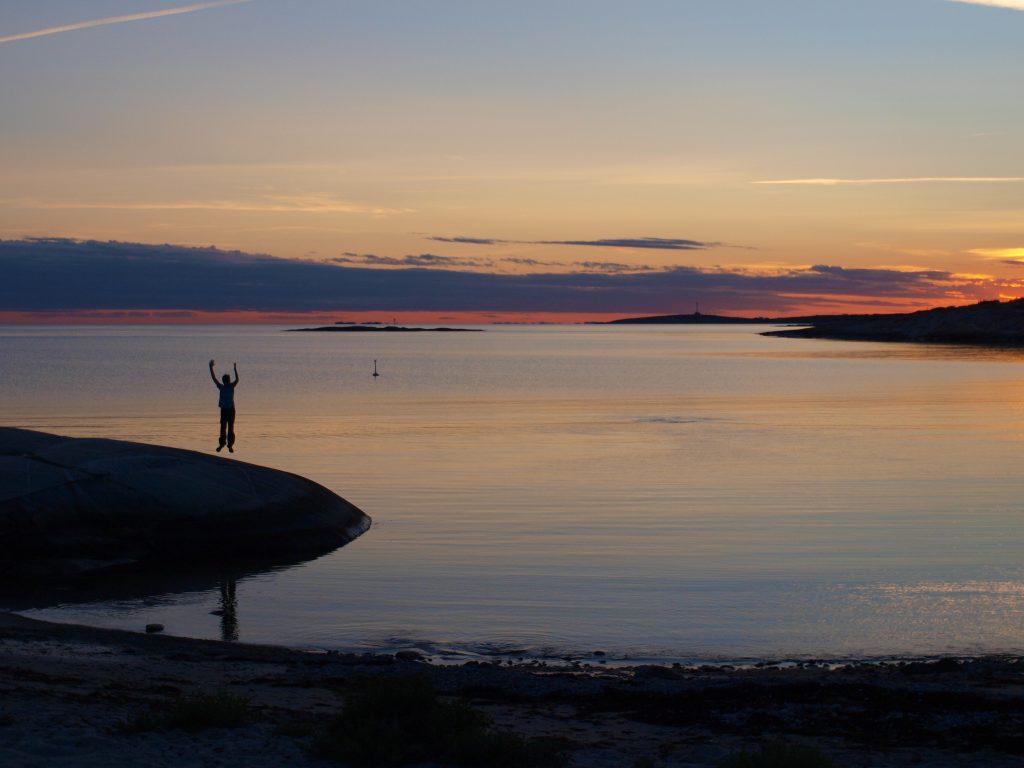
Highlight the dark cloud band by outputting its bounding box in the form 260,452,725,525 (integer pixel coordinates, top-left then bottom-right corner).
0,238,996,316
428,236,715,251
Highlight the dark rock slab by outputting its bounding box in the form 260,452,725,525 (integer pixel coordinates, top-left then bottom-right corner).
0,428,371,579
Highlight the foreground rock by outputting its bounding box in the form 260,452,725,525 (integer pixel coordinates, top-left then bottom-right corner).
0,428,371,578
765,298,1024,344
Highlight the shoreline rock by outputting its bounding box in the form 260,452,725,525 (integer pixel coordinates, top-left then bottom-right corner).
0,428,371,579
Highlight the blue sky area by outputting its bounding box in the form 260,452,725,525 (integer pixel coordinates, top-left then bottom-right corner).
2,1,1023,319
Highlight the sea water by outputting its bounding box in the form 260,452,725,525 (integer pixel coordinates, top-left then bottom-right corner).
3,324,1024,663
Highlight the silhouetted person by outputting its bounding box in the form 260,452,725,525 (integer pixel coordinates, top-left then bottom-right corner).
209,360,239,452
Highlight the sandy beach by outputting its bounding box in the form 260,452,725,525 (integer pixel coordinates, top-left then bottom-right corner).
2,612,1023,767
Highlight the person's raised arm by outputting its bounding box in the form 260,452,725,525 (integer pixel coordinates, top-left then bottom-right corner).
232,363,239,385
209,359,221,387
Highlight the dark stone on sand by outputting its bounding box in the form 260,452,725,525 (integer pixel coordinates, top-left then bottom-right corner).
633,664,683,680
145,623,164,634
899,657,962,675
395,650,427,662
0,428,371,579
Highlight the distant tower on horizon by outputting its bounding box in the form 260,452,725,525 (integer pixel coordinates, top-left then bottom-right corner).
694,302,702,317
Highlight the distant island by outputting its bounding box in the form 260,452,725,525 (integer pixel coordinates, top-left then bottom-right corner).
289,300,1024,344
598,312,771,325
287,324,483,333
605,299,1024,345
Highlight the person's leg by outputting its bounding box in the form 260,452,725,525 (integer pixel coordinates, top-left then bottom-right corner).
227,408,236,451
218,409,228,450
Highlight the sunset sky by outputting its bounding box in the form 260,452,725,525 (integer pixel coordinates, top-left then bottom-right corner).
2,0,1023,321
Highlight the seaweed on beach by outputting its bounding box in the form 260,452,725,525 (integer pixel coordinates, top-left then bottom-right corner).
311,675,568,768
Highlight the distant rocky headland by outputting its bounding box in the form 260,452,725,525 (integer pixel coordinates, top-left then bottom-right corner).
608,299,1024,345
287,324,482,333
764,299,1024,345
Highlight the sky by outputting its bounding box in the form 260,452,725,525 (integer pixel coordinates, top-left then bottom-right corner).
1,0,1023,322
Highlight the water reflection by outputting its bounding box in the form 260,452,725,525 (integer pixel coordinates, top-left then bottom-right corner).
6,325,1024,659
214,580,239,642
0,550,335,645
744,343,1024,363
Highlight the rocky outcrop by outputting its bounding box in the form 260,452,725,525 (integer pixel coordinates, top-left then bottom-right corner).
0,428,371,579
765,299,1024,345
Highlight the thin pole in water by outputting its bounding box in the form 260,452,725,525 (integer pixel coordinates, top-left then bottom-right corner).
373,359,380,378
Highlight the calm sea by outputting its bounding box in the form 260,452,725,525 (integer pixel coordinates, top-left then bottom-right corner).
3,324,1024,663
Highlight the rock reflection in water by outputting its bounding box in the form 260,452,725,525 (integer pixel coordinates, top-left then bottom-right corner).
0,549,340,644
216,580,239,642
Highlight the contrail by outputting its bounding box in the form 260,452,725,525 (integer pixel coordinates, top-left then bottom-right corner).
0,0,251,45
754,177,1024,186
947,0,1024,11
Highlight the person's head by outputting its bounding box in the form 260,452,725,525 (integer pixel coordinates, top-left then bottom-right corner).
222,374,231,384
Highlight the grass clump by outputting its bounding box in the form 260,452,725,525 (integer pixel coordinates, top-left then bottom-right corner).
718,742,841,768
118,692,252,734
312,675,567,768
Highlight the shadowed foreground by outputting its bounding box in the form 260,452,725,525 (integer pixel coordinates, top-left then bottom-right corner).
0,428,371,579
0,614,1022,768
